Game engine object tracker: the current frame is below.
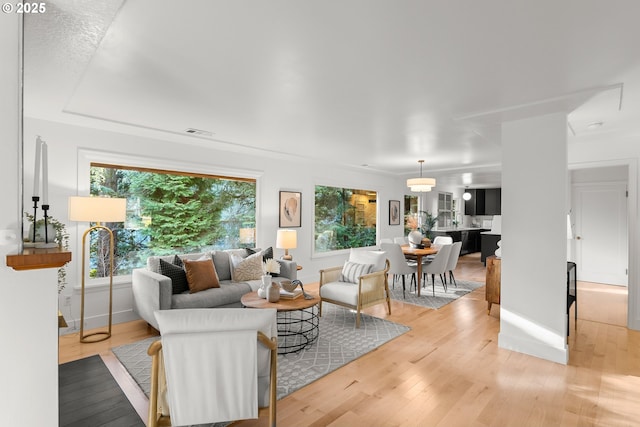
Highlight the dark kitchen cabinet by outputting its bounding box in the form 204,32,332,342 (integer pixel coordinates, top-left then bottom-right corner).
464,188,501,216
481,233,501,264
484,188,501,215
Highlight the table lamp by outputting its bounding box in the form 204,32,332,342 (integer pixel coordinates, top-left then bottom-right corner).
69,196,126,343
276,229,297,260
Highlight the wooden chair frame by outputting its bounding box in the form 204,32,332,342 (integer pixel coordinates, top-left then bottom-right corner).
147,332,278,427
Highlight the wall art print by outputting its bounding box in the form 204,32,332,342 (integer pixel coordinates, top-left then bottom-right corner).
279,191,301,227
389,200,401,225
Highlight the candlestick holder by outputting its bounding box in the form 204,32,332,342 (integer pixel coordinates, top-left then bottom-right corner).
35,204,59,248
24,196,40,248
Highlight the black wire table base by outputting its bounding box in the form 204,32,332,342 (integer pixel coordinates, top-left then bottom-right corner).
276,304,319,354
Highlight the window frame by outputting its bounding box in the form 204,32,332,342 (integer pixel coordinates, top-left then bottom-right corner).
76,149,262,285
312,182,379,256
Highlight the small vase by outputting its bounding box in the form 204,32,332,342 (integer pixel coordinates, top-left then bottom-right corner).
408,229,423,247
267,281,280,303
258,274,272,298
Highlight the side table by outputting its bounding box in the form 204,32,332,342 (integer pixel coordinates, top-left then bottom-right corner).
241,291,319,354
486,255,501,314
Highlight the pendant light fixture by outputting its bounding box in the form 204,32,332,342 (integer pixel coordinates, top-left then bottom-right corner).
463,187,472,201
406,160,436,192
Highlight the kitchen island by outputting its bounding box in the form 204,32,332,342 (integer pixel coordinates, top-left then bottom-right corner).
432,227,488,255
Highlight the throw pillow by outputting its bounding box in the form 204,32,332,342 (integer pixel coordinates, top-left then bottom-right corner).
340,261,374,284
246,246,274,260
172,254,184,267
159,258,189,294
349,249,386,272
230,252,264,282
183,258,220,293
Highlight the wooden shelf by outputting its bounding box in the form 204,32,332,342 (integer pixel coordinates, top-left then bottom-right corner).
6,247,72,271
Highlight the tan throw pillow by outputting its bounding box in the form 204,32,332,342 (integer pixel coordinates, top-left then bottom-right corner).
183,258,220,293
230,252,264,282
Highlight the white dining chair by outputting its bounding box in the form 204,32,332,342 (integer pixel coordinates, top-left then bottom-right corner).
432,235,453,246
444,241,463,287
381,242,417,298
422,244,452,296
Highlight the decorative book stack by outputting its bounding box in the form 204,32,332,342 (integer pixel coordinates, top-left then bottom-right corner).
279,288,303,299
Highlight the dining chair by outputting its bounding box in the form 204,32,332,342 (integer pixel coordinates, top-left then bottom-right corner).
424,235,453,263
432,235,453,246
422,244,452,296
381,242,417,298
444,241,463,287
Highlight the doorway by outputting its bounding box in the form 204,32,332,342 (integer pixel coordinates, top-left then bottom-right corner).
571,166,629,328
573,181,628,286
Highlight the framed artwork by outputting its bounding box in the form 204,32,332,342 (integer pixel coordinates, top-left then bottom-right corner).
389,200,401,225
279,191,301,227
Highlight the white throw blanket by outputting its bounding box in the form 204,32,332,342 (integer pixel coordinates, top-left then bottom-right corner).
154,308,277,425
162,330,257,425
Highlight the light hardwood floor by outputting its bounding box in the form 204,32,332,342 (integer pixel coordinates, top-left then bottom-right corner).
59,254,640,426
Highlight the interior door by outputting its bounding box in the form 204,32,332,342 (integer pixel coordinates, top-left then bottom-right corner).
573,182,628,285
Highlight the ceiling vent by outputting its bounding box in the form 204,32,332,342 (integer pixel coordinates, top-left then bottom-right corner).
184,128,214,137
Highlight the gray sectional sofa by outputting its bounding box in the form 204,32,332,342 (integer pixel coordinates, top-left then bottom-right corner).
132,248,297,330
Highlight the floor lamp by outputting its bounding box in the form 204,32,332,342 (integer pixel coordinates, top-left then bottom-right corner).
69,196,126,343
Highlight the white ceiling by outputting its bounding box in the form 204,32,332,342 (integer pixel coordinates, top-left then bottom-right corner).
24,0,640,188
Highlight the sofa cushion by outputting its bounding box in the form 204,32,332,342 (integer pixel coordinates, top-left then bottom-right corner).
171,281,252,309
211,251,232,281
230,252,264,282
320,281,359,306
340,261,373,283
184,258,220,293
159,258,189,294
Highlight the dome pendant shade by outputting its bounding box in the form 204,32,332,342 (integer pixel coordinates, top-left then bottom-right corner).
463,191,472,200
407,160,436,192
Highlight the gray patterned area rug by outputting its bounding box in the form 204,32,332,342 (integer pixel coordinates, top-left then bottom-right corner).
388,278,484,309
112,304,409,404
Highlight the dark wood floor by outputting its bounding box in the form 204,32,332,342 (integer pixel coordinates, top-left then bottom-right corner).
59,355,144,427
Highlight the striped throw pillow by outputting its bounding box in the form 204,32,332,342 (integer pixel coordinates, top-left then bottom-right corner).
340,261,374,284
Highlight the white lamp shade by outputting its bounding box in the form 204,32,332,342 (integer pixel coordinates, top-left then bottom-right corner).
276,229,297,249
463,191,472,201
407,177,436,192
68,196,127,222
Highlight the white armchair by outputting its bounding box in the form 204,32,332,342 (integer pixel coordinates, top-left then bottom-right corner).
319,250,391,328
147,308,278,427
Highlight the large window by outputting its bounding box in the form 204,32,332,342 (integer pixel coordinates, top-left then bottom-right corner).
89,164,256,277
314,185,377,252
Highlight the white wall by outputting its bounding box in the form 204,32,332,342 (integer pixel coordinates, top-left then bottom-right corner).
0,18,60,426
23,117,409,333
499,112,569,364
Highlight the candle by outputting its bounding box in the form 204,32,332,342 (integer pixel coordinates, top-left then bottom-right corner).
42,141,48,205
33,137,42,197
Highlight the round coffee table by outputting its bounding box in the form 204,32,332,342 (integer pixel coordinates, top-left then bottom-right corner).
241,291,320,354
